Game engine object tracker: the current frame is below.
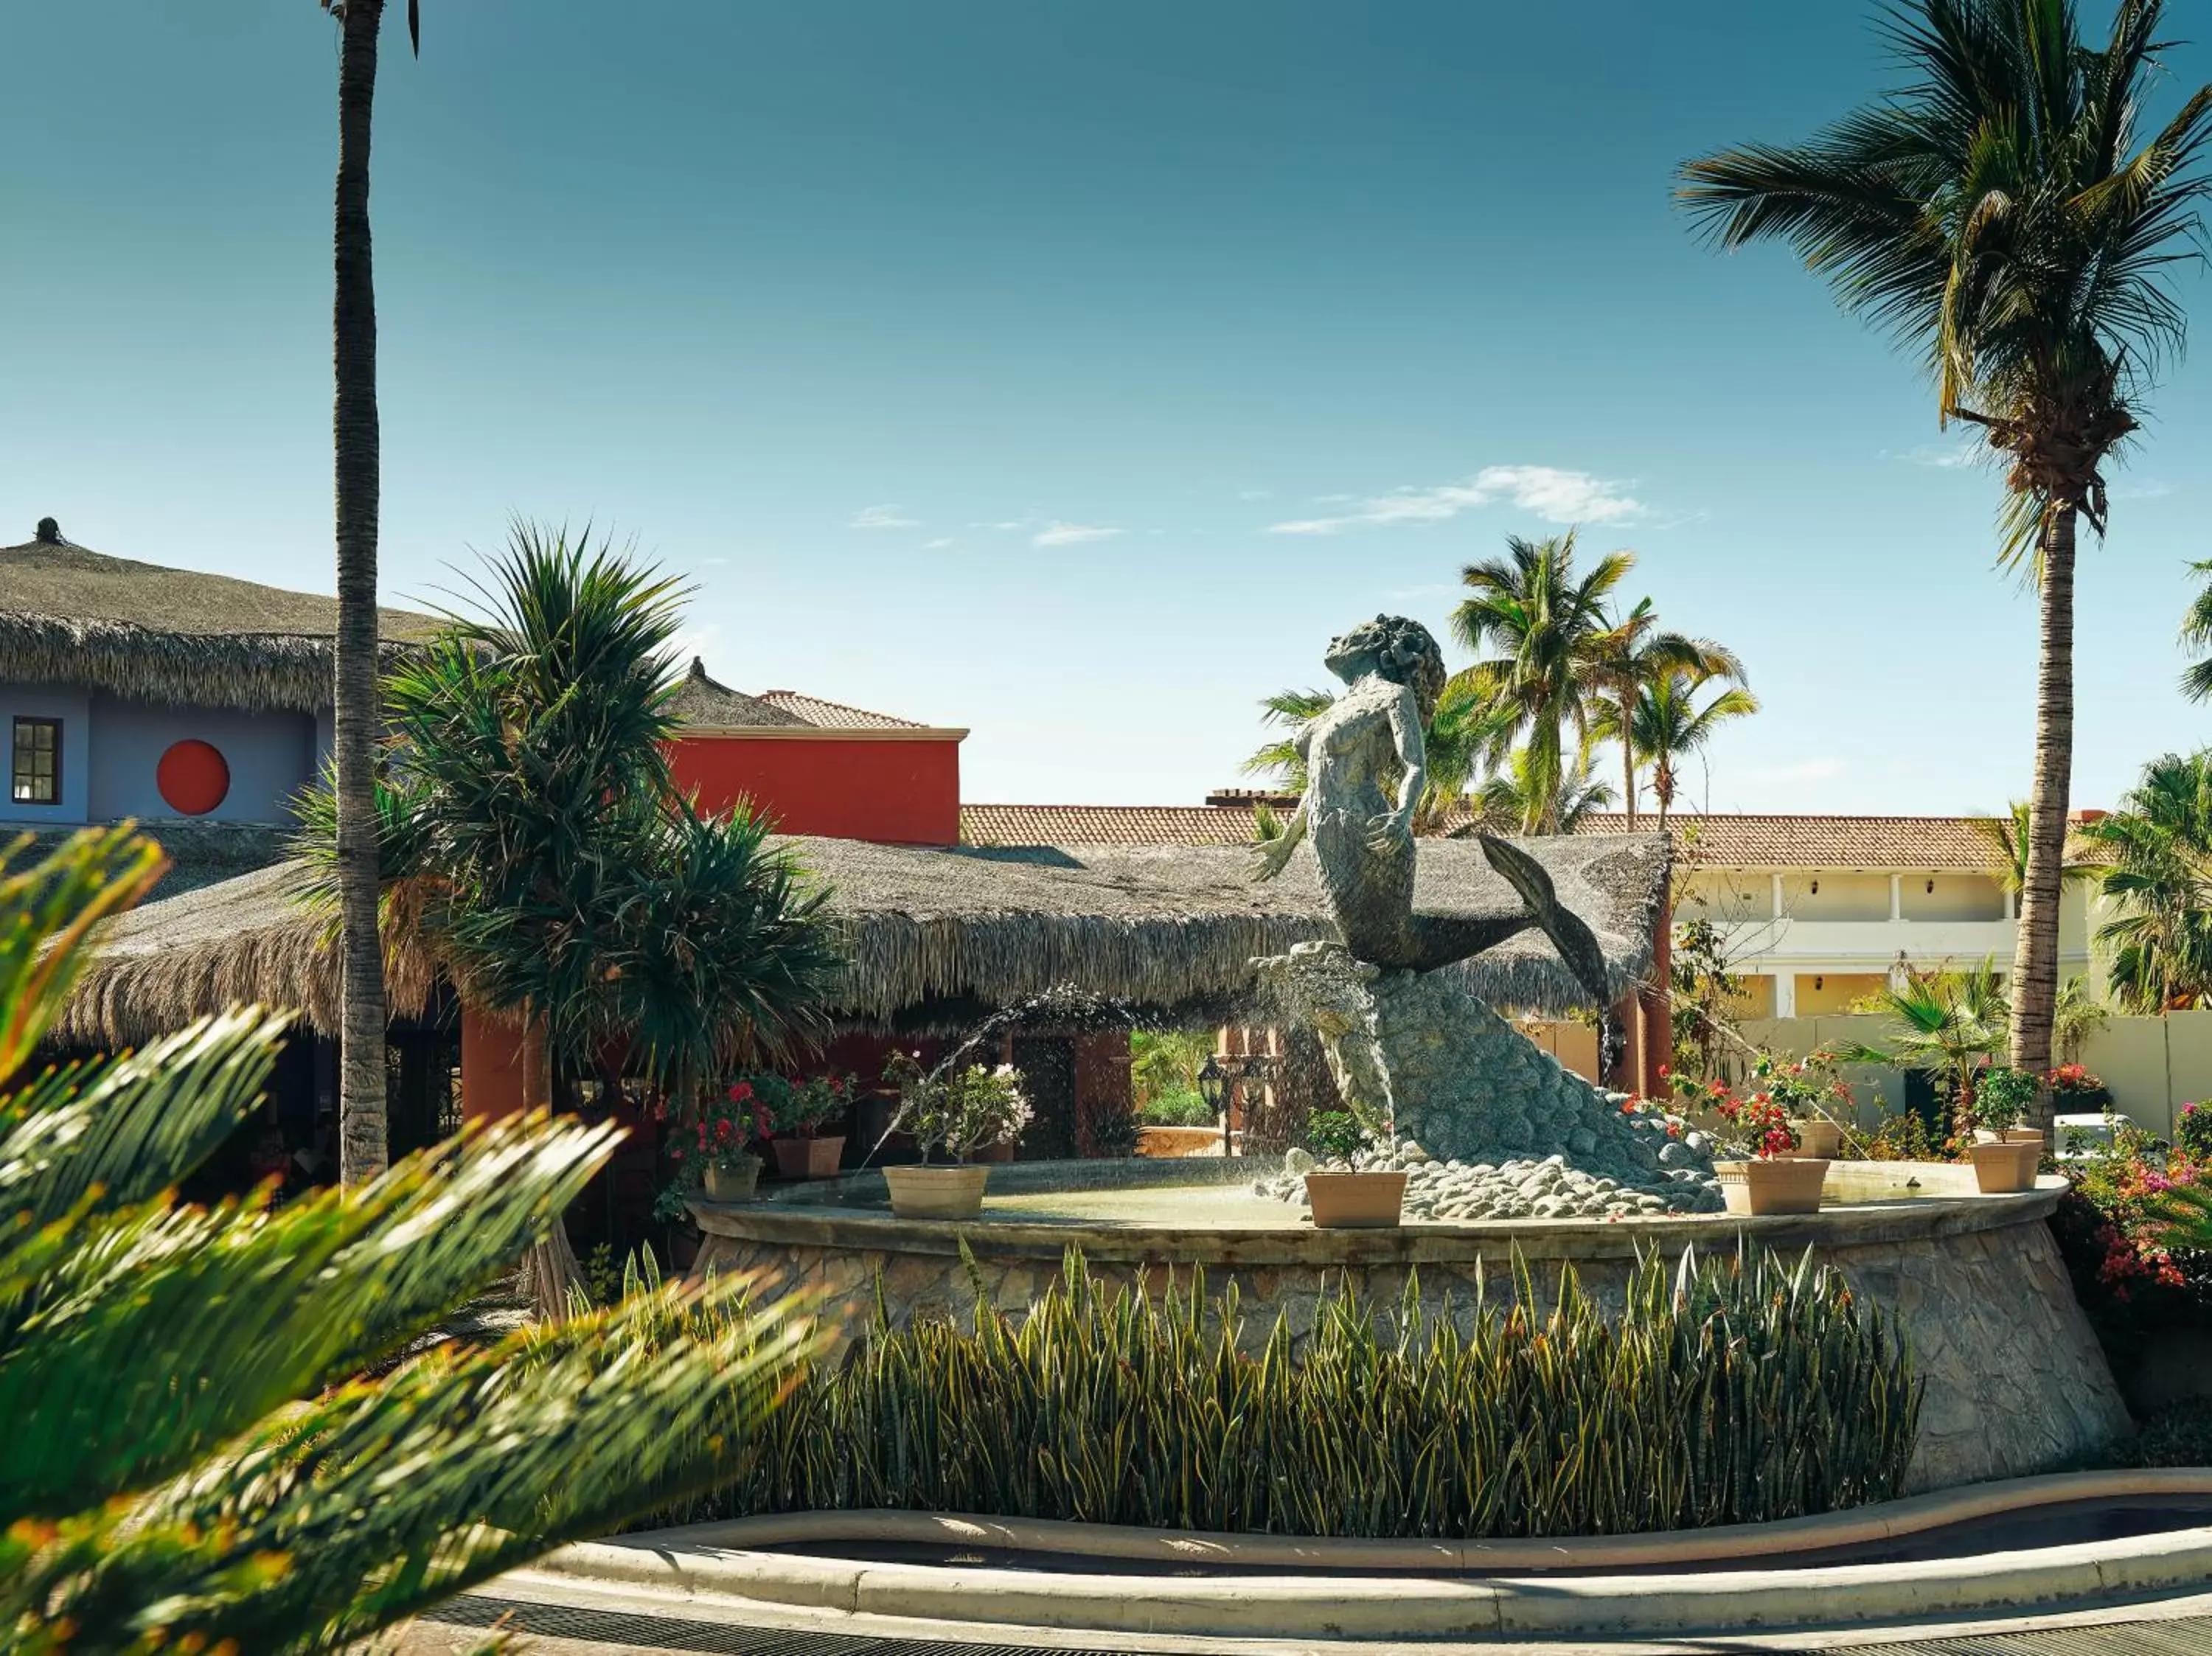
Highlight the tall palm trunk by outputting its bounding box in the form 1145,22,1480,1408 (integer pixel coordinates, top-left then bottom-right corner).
334,0,388,1183
2008,503,2076,1130
1618,694,1639,830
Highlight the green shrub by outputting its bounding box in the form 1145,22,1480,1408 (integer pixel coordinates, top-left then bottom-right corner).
1303,1109,1368,1161
687,1243,1920,1538
1139,1089,1215,1127
1975,1065,2039,1133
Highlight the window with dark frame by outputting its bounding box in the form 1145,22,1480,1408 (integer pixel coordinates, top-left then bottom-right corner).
11,717,60,805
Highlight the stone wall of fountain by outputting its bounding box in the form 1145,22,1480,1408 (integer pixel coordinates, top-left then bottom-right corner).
692,1158,2129,1495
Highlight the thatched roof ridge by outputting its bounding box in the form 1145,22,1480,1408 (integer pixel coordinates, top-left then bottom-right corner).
0,537,441,714
667,658,809,729
54,832,1669,1048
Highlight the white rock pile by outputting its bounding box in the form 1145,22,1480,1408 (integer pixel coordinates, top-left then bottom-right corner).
1261,1109,1726,1222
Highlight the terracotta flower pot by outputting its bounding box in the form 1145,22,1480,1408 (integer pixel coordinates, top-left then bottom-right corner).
1715,1158,1828,1216
1970,1141,2037,1194
771,1134,845,1180
1304,1169,1408,1229
1791,1120,1843,1160
885,1163,990,1220
2003,1128,2047,1146
702,1154,762,1203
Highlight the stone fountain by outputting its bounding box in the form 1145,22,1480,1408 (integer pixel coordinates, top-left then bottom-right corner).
1248,613,1722,1219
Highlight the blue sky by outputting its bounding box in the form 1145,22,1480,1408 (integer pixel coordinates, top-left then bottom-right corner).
5,1,2207,813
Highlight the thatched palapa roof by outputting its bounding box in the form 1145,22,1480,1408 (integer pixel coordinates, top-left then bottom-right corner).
0,529,442,714
55,832,1669,1048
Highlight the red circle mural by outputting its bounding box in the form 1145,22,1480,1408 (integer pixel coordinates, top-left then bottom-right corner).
156,740,231,815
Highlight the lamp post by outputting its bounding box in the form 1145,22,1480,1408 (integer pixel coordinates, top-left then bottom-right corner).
1197,1053,1230,1156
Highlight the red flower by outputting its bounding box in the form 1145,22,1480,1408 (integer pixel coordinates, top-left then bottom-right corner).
728,1081,755,1103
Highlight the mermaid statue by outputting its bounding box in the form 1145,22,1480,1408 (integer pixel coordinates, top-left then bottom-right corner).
1247,614,1711,1208
1252,613,1615,1029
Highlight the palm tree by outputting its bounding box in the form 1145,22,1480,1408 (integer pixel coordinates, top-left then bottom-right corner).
1840,956,2010,1144
1470,743,1619,836
299,523,842,1310
1587,599,1745,828
2076,751,2212,1012
1966,800,2101,899
3,825,816,1649
2179,559,2212,703
1680,0,2212,1094
1610,668,1760,827
327,0,419,1185
1243,675,1507,832
1450,530,1632,835
1244,686,1336,796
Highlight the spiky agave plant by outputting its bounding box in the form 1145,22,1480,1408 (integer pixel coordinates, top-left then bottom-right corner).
0,827,820,1652
692,1242,1919,1537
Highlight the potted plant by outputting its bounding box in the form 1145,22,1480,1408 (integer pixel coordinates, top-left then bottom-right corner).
1301,1109,1405,1228
2047,1063,2114,1116
681,1079,769,1203
767,1071,852,1179
1712,1089,1827,1215
1748,1050,1852,1159
880,1051,1034,1220
1968,1065,2042,1192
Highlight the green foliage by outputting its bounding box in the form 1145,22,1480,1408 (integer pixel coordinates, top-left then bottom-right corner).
1139,1090,1217,1128
1472,742,1616,835
2078,753,2212,1013
1129,1029,1212,1107
1450,530,1632,835
2177,1102,2212,1161
1302,1109,1369,1161
293,522,841,1093
1669,914,1745,1084
683,1245,1919,1538
1855,1107,1941,1163
1837,959,2008,1140
0,829,819,1652
1679,0,2212,562
1973,1065,2039,1133
1617,667,1758,819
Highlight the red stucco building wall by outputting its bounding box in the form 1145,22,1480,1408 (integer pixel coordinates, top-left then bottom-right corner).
669,734,961,846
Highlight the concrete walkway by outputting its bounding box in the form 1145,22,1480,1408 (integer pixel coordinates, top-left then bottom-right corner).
400,1585,2212,1655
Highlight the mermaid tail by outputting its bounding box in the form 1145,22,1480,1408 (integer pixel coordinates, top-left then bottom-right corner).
1474,833,1615,1011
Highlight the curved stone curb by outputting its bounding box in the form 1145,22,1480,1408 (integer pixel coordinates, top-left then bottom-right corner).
518,1472,2212,1641
619,1468,2212,1573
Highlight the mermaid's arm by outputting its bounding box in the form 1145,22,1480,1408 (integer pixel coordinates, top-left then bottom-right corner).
1386,684,1425,838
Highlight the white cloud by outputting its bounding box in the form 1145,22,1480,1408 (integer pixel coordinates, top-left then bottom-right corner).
1885,442,1981,470
1032,521,1122,549
922,536,956,550
851,504,920,530
1269,465,1646,535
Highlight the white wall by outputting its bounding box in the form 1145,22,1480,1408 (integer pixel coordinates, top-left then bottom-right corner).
1744,1010,2212,1140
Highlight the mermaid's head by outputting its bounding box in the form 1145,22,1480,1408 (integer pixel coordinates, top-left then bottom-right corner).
1324,614,1447,720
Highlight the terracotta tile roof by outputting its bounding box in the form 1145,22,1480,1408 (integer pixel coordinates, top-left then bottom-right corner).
757,689,930,730
963,803,2034,872
962,804,1267,847
1573,813,2004,870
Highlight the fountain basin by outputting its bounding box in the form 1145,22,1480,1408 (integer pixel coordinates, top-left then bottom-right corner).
692,1156,2128,1493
